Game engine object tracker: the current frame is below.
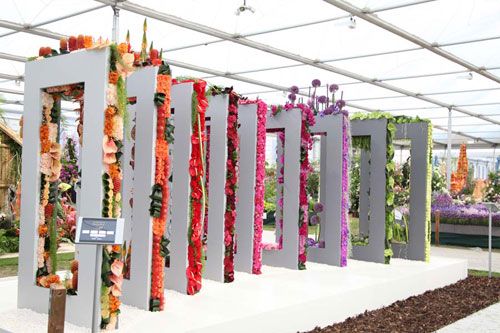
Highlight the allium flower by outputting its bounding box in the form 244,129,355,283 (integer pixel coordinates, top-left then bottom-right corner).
329,84,339,93
311,79,321,88
336,99,346,109
288,93,297,102
323,105,334,115
314,202,324,213
290,85,299,94
317,95,328,104
310,214,320,225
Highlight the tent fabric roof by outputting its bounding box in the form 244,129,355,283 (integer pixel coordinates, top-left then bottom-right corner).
0,0,499,149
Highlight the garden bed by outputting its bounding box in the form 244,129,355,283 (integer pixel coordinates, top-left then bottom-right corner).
303,275,500,333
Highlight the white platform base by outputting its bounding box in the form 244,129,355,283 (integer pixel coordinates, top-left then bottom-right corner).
0,256,467,333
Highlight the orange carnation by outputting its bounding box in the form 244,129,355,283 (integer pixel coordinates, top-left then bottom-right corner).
38,225,48,237
156,75,171,95
109,71,119,85
117,43,128,55
106,106,116,117
109,295,121,313
104,114,114,137
83,35,93,49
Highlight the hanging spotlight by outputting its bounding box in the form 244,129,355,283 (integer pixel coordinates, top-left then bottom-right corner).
456,72,473,80
348,16,357,29
335,15,357,29
235,0,256,16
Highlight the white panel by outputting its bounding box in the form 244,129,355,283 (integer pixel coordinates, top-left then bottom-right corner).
204,95,229,282
262,108,301,269
234,103,258,273
164,82,194,294
121,67,157,309
19,49,109,328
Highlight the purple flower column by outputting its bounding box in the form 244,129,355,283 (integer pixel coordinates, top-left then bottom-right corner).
340,114,350,266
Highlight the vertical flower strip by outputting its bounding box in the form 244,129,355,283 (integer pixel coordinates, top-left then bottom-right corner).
36,92,62,288
238,99,268,275
223,92,240,282
340,114,350,266
292,103,315,270
100,44,131,330
149,62,172,311
425,123,433,262
173,79,208,295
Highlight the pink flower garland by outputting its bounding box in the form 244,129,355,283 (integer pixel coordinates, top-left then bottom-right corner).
239,99,268,274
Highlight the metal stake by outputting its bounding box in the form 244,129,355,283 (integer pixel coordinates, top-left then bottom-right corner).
488,208,492,278
92,244,103,333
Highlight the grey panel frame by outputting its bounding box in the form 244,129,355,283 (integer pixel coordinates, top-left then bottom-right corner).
204,94,229,282
234,103,258,273
351,118,387,264
307,115,343,266
164,82,194,294
392,122,430,261
18,49,109,328
121,67,157,309
262,108,301,269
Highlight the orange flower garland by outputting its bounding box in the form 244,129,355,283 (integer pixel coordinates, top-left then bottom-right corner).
149,61,172,311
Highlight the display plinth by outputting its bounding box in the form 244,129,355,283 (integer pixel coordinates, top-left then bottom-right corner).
0,256,465,332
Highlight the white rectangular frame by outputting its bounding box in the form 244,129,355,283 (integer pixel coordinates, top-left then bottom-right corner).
262,109,301,269
121,67,158,309
204,94,229,282
234,103,258,273
164,82,195,294
19,49,109,328
307,115,343,266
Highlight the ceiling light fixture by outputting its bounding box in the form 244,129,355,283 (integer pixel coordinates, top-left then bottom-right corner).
456,72,473,80
235,0,256,16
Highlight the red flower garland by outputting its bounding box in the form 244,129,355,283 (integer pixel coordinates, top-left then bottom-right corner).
174,79,208,295
223,92,240,282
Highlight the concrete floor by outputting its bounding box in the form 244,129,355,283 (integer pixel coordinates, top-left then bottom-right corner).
437,302,500,333
431,245,500,272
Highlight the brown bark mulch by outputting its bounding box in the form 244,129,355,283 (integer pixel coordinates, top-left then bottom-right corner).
303,276,500,333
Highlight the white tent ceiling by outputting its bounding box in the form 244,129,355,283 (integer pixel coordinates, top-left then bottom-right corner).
0,0,499,151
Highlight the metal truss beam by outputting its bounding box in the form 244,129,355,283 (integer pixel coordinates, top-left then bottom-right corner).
0,5,108,39
323,0,500,85
89,0,500,127
165,0,437,53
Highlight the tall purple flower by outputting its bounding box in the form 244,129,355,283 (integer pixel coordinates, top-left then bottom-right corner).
288,93,297,103
329,84,339,93
317,95,328,104
290,85,299,94
311,79,321,88
336,99,346,109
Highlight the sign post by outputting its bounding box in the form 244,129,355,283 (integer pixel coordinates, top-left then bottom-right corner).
482,203,498,279
75,217,124,332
